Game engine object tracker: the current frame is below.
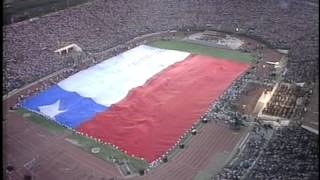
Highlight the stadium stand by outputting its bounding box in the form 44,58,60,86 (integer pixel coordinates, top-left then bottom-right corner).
3,0,319,179
3,0,318,94
214,124,318,180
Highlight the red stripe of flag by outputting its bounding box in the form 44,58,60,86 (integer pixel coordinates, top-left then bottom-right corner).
78,55,250,162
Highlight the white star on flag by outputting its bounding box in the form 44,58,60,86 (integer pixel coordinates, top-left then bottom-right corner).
39,100,66,119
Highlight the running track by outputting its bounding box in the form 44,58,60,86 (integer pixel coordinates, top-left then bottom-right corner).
4,80,246,180
4,107,245,180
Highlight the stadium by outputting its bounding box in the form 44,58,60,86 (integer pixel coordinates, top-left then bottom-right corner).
3,0,319,180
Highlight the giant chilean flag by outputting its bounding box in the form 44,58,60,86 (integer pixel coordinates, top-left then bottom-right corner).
22,45,250,162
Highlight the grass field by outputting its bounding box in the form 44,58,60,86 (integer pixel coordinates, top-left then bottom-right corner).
66,133,149,171
149,40,255,64
16,108,149,172
16,108,69,134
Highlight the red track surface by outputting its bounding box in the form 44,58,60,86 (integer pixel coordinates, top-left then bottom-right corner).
79,55,250,162
5,110,244,180
134,122,244,180
4,111,121,180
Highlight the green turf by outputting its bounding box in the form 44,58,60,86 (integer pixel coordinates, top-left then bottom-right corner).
16,108,70,134
67,133,149,172
148,40,255,64
16,108,149,172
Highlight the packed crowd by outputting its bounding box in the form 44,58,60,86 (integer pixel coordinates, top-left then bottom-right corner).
214,124,271,180
3,0,318,94
284,32,319,83
262,83,311,119
248,126,319,180
285,60,319,84
214,124,319,180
